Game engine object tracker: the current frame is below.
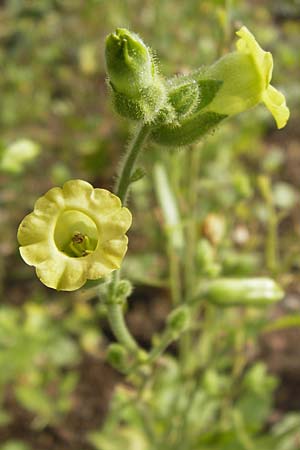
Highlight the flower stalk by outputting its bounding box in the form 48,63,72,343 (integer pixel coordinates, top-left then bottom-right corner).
115,123,151,203
105,123,151,353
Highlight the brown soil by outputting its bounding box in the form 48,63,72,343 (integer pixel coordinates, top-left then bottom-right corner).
0,357,120,450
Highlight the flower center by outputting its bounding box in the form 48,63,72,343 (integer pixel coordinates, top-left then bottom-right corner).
54,210,98,257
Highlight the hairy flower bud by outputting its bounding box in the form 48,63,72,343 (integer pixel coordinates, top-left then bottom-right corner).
167,306,190,337
106,343,128,371
105,28,166,122
105,28,154,97
115,279,133,300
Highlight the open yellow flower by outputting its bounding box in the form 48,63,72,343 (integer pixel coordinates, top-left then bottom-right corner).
203,26,289,129
17,180,132,291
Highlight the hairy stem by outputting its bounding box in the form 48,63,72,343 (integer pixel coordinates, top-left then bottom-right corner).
180,144,201,366
106,123,150,353
115,123,150,203
106,301,139,352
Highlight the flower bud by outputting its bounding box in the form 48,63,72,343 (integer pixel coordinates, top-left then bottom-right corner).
167,306,190,337
196,239,220,277
105,29,166,122
205,277,284,307
105,28,154,97
200,26,289,129
115,279,133,300
106,343,128,371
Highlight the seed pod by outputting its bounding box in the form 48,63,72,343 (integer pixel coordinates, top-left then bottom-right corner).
205,278,284,307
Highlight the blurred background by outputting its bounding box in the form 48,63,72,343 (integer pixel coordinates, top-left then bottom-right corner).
0,0,300,449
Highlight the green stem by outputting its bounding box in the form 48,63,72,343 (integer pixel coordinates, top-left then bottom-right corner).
259,176,278,275
180,144,201,366
115,123,150,203
106,301,138,352
266,210,278,275
153,161,183,305
147,332,173,364
106,123,150,354
168,242,181,305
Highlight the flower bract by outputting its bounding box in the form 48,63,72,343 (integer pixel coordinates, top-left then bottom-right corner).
17,180,132,291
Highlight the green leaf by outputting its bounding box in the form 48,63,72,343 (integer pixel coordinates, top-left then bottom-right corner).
0,442,31,450
130,167,146,183
151,112,226,146
264,314,300,332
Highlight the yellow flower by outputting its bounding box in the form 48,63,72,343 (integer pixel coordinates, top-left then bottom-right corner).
203,26,289,129
17,180,132,291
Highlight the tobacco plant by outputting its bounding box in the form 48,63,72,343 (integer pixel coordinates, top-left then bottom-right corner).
16,26,297,449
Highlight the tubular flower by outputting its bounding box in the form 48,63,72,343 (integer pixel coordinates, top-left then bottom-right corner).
17,180,132,291
203,26,289,129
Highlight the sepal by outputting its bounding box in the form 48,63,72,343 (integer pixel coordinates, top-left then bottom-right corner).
166,77,223,121
109,79,167,123
151,111,226,147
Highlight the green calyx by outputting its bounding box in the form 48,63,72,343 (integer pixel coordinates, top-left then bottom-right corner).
167,77,223,120
151,111,226,147
150,77,226,146
110,81,166,123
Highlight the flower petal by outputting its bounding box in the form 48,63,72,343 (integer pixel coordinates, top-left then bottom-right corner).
34,187,64,219
89,188,122,214
98,207,132,241
17,212,49,246
86,259,118,279
262,84,290,129
36,257,87,291
19,240,52,266
99,236,129,268
62,179,93,209
236,26,273,88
